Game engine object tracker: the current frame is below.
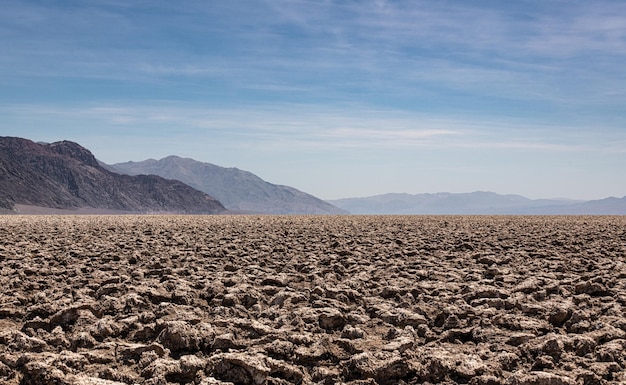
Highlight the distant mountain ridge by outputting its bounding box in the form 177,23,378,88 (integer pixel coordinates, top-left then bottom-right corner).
110,156,347,215
4,136,623,215
327,191,626,215
0,137,226,214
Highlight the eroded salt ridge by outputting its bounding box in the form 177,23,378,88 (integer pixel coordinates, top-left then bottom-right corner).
0,215,625,384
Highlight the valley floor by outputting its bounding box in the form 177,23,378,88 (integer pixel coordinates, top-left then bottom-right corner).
0,215,625,384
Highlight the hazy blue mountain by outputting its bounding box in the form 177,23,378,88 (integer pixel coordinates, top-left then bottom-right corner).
110,156,347,214
543,196,626,215
323,191,623,215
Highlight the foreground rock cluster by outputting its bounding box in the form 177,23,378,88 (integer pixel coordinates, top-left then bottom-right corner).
0,215,624,385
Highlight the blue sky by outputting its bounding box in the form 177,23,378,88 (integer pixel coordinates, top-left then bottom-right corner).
1,0,625,200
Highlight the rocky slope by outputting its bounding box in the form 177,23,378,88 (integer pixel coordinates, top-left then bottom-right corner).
0,137,225,214
110,156,347,215
0,215,624,384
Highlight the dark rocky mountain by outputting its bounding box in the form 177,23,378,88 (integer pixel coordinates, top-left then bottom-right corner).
0,137,226,214
110,156,347,214
326,191,626,215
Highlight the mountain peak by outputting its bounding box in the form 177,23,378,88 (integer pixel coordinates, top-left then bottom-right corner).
111,156,348,214
47,140,100,168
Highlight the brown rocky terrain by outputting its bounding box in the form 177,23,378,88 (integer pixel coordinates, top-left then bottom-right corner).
0,215,624,385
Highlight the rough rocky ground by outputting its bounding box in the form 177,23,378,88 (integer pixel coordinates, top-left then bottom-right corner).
0,215,624,385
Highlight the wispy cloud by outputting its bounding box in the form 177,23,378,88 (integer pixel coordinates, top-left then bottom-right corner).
3,102,622,154
2,0,624,111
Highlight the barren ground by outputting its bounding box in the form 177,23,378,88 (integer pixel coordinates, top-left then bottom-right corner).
0,215,625,385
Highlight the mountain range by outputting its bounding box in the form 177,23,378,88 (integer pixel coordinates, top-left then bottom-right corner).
109,156,347,214
1,136,624,215
0,137,225,214
327,191,626,215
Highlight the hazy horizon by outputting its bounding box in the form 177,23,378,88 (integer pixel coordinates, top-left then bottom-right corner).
2,1,625,201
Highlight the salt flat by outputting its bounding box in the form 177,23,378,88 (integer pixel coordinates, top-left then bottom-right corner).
0,215,624,384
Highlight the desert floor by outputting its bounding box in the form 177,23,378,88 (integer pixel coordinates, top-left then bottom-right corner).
0,215,624,385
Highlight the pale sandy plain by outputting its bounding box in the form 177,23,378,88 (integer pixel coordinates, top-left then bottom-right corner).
0,215,625,385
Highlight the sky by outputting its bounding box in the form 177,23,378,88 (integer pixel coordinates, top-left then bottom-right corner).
1,0,625,200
